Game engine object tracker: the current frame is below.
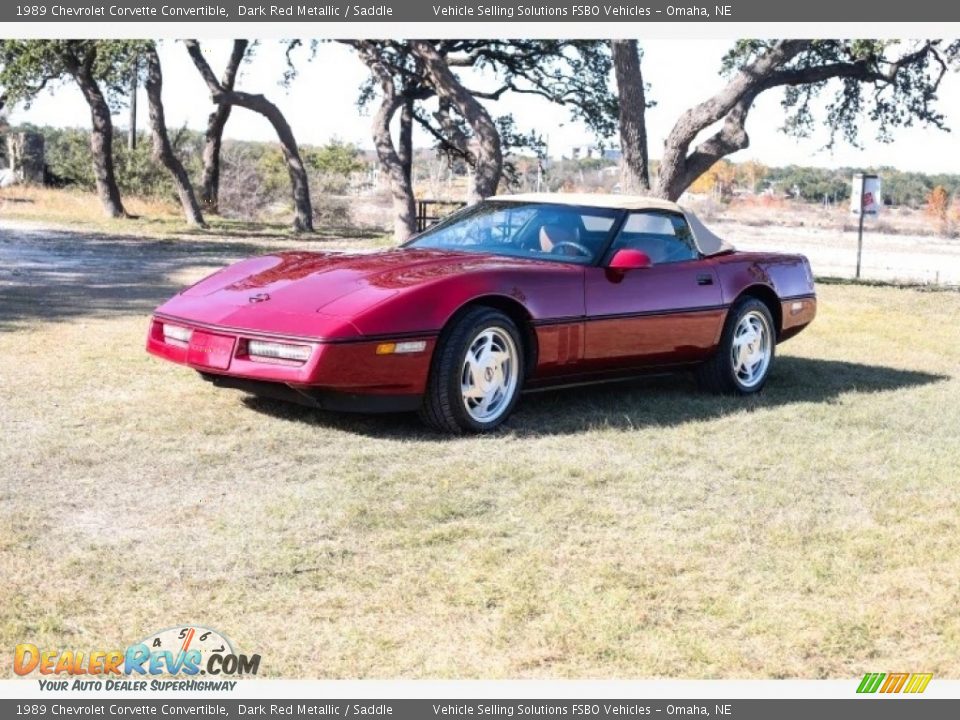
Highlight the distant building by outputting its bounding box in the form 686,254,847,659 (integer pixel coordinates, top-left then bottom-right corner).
566,144,622,162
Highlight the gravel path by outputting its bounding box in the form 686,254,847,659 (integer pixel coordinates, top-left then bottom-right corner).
0,220,292,329
1,216,957,332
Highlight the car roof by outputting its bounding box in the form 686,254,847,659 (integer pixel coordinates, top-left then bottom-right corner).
488,192,683,213
486,192,734,256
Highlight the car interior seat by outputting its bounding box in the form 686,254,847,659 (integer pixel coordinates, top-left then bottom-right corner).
539,223,581,253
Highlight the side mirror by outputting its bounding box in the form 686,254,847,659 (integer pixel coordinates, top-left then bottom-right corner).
608,248,652,271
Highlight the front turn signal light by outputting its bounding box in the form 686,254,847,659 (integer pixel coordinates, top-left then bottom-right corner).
376,340,426,355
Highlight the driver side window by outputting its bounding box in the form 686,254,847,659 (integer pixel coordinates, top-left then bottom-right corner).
608,212,698,265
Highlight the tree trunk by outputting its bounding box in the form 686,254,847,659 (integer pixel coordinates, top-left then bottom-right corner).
72,63,126,218
232,90,313,231
200,40,246,214
349,42,418,242
185,40,312,231
143,47,205,227
410,41,502,203
372,92,417,243
394,96,417,241
398,96,414,191
611,40,650,193
200,103,231,213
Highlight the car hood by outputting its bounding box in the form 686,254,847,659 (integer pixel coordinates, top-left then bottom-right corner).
155,248,549,340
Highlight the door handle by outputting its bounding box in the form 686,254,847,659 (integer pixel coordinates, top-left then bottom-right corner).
696,273,714,286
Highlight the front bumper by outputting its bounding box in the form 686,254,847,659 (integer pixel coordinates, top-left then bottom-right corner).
198,374,423,413
146,314,436,409
779,295,817,342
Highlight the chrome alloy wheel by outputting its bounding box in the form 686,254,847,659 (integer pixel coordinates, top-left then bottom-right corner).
460,327,519,423
731,310,772,388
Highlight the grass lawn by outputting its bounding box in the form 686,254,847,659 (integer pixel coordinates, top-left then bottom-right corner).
1,220,959,679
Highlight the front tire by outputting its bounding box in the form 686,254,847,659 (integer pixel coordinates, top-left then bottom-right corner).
696,297,775,395
419,307,524,433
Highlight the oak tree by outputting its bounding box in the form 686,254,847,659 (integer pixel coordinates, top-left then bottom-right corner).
616,39,960,201
0,40,144,217
348,40,616,240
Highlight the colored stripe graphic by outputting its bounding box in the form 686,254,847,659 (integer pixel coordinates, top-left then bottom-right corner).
904,673,933,693
880,673,910,693
857,673,885,693
857,672,932,694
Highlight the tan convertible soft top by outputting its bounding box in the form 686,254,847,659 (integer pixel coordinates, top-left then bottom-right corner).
491,192,736,256
493,192,683,213
684,209,735,256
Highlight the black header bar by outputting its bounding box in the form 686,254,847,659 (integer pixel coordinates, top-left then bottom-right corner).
1,699,960,720
3,0,960,24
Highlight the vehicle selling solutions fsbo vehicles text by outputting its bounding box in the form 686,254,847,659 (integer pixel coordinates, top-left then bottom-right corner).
431,4,653,18
430,5,730,18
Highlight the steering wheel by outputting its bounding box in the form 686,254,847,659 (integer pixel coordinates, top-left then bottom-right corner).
550,240,593,257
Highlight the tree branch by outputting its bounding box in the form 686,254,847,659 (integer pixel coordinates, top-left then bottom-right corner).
656,40,951,200
221,39,248,90
184,39,225,99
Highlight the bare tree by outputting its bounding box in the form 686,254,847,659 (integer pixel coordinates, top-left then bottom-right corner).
198,40,248,213
143,45,205,227
185,39,313,231
611,40,650,192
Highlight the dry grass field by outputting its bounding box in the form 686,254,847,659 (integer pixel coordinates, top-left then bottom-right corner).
1,211,959,680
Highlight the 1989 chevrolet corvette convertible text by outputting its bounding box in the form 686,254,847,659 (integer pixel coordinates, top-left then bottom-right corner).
147,193,816,433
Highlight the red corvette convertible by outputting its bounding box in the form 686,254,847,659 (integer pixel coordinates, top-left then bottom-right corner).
147,194,816,432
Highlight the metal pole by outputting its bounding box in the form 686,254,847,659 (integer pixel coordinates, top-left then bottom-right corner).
855,180,866,280
128,57,138,151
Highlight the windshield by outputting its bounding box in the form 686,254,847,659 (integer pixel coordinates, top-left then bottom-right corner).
407,201,621,265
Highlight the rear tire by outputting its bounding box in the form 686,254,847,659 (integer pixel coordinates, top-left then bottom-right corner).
419,307,524,433
696,297,775,395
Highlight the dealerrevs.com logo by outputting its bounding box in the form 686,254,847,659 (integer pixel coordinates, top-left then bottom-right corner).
14,626,260,691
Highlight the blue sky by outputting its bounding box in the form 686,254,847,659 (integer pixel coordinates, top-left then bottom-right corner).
8,39,960,173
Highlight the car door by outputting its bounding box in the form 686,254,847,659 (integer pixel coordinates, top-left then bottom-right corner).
583,210,725,371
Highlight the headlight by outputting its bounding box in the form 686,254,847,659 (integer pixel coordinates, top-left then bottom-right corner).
162,324,192,344
247,340,312,362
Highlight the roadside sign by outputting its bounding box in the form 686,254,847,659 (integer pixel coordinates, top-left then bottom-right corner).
851,173,881,215
852,173,881,278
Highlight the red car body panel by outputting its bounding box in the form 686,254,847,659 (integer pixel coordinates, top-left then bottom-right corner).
147,233,816,411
